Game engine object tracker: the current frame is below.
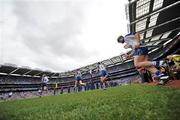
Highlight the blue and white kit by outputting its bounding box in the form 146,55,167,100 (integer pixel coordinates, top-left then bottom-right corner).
75,71,82,81
98,63,107,77
124,33,148,56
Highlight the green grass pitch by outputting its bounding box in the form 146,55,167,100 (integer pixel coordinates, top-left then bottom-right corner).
0,84,180,120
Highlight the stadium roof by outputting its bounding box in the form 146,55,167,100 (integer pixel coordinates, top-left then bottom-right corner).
0,53,129,78
0,63,59,78
126,0,180,48
60,54,128,77
0,0,179,78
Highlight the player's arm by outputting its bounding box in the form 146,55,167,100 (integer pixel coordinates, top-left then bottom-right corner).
127,50,134,58
124,43,130,49
74,80,77,87
95,67,99,73
134,32,141,48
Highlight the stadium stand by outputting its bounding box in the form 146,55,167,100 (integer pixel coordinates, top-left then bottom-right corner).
0,0,180,100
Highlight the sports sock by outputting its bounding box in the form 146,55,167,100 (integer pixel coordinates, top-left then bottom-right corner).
103,83,106,89
151,61,157,66
155,70,161,76
152,61,162,66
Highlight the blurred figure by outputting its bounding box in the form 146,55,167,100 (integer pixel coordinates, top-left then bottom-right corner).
74,70,86,92
41,74,49,91
167,54,180,69
159,66,167,74
8,91,13,98
38,89,42,97
166,54,180,79
89,69,95,90
117,32,168,85
139,67,153,83
97,62,109,89
54,83,58,95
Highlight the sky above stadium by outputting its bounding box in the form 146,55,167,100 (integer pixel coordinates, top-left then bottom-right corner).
0,0,128,72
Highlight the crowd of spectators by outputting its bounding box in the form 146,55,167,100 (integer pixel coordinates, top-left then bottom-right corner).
0,90,56,101
0,76,40,84
0,75,140,102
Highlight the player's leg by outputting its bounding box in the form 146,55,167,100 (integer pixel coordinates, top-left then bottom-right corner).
75,80,78,87
134,47,164,76
101,78,106,89
79,80,86,86
101,70,108,89
74,80,78,92
44,83,48,94
134,55,157,68
134,47,163,68
135,55,168,84
134,57,164,68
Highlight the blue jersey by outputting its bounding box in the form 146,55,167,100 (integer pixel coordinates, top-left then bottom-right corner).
75,71,82,81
